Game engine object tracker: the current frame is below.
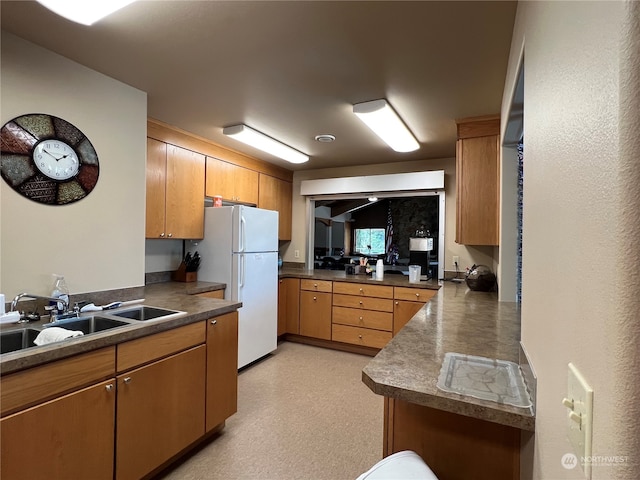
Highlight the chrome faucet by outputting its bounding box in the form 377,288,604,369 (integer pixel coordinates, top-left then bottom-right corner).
10,292,71,322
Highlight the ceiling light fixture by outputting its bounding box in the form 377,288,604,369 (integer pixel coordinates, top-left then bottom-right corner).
368,196,378,202
36,0,136,25
353,99,419,153
223,124,309,164
315,134,336,143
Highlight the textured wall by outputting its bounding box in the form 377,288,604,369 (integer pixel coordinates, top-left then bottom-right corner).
502,1,639,478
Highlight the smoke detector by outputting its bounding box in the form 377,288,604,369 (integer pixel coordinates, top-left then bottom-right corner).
314,134,336,143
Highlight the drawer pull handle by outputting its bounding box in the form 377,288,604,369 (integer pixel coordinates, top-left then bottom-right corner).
211,319,217,325
105,384,113,392
123,377,132,384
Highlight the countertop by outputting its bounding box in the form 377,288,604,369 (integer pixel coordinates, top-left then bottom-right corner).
361,281,535,431
279,267,441,290
0,281,239,375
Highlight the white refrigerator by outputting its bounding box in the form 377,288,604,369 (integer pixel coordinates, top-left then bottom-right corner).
190,206,279,368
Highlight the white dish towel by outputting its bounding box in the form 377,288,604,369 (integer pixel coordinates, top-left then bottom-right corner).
34,327,84,346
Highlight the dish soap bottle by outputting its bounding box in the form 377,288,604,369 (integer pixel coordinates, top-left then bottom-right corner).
51,274,69,312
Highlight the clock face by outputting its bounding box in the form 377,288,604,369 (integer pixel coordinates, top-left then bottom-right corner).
33,139,80,181
0,113,99,205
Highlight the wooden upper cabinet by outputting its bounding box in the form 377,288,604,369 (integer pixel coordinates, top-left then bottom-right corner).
455,116,500,246
146,139,205,239
205,157,259,205
258,174,293,241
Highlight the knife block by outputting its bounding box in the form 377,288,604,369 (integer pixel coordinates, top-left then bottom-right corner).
172,263,197,283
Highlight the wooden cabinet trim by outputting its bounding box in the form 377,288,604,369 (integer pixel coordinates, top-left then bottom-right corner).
0,347,115,417
117,322,206,373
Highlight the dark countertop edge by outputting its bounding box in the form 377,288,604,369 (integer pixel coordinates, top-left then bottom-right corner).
278,269,441,290
0,281,236,375
362,369,535,432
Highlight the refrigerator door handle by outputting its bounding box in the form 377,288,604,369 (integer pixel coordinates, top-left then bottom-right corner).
239,254,245,289
239,215,246,252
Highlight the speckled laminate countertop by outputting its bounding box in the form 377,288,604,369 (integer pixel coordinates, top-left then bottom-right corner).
0,281,239,375
362,281,535,431
279,267,441,290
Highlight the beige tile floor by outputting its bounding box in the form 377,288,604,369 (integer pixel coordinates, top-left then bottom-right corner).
158,341,383,480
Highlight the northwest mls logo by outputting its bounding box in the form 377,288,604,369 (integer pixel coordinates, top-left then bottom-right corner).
561,453,578,469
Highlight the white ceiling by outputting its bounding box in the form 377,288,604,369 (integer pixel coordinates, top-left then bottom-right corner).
0,1,517,171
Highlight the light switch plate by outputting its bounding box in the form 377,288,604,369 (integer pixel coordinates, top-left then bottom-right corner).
566,362,594,478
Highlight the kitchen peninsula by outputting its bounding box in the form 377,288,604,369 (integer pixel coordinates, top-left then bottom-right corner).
280,268,534,480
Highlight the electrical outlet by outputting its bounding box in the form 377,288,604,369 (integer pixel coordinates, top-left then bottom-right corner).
452,256,459,267
294,249,300,258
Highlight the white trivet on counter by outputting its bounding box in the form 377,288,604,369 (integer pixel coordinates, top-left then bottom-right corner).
437,352,532,408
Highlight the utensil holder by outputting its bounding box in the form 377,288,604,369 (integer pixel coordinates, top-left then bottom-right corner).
172,263,197,282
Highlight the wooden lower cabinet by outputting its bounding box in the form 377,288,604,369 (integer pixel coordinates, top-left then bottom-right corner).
299,290,332,340
115,345,206,480
393,287,437,335
206,312,238,432
278,278,300,335
331,323,391,349
385,398,520,480
1,379,116,480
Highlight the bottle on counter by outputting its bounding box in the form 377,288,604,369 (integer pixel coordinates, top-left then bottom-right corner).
51,274,69,312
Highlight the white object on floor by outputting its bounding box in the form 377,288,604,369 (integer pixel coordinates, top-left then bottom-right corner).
0,311,21,324
34,327,83,346
356,451,439,480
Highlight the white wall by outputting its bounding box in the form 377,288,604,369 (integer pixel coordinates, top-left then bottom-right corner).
1,32,147,298
501,1,640,479
286,158,497,274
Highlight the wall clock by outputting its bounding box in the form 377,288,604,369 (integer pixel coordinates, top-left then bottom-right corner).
0,113,99,205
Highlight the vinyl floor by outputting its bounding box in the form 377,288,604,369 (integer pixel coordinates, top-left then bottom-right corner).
157,341,383,480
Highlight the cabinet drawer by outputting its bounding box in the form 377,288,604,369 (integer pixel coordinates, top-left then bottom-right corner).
117,322,206,372
332,306,393,332
1,347,116,417
333,282,393,298
333,294,394,312
332,324,392,349
394,287,438,303
197,290,224,299
300,279,333,293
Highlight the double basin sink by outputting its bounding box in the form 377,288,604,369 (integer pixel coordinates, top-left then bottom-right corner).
0,306,185,355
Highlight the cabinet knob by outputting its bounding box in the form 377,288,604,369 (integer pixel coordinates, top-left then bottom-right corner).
359,301,363,305
160,233,165,237
313,296,317,301
167,233,173,238
358,335,363,339
415,293,420,298
314,283,318,288
359,288,364,293
279,280,283,284
105,384,113,392
123,377,132,384
359,316,363,321
395,301,399,305
211,319,217,325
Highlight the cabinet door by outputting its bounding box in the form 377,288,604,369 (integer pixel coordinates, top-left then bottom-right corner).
235,164,259,205
146,138,167,238
278,277,300,335
393,300,425,335
165,145,205,239
455,134,499,245
259,174,292,240
1,380,115,480
206,312,238,432
299,290,332,340
206,157,234,200
116,345,206,480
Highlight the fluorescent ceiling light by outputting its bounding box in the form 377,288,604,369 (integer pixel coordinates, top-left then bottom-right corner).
37,0,136,26
353,99,419,153
223,125,309,164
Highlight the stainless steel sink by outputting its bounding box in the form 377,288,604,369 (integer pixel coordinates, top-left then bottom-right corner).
45,316,130,334
110,306,185,321
0,328,41,354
